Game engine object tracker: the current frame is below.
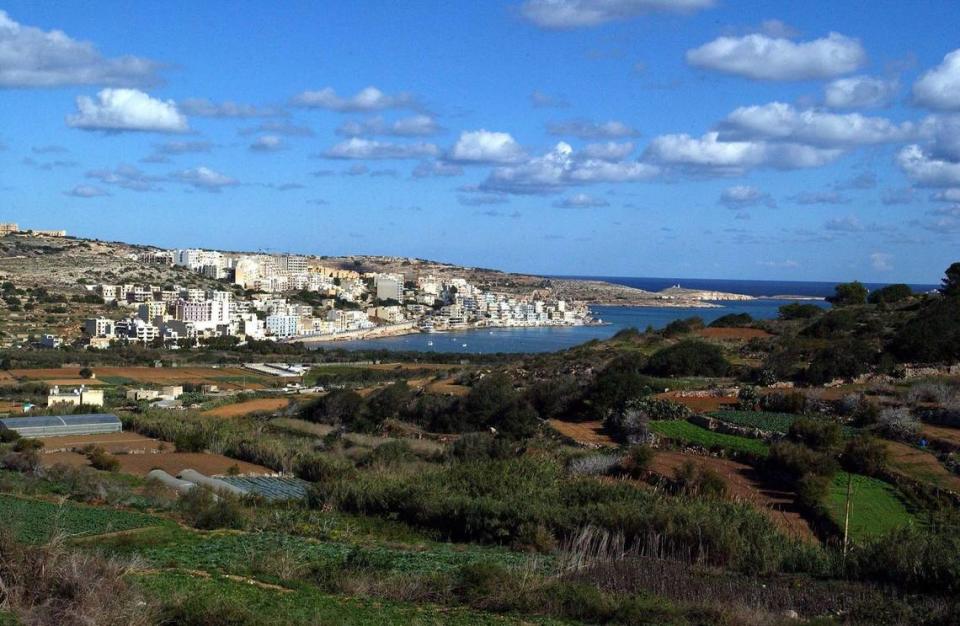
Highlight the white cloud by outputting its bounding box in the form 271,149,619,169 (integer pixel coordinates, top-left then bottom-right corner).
717,102,912,147
931,188,960,202
337,115,440,137
553,193,610,208
520,0,714,29
449,130,526,164
250,135,285,152
824,216,866,232
581,141,635,161
896,144,960,187
643,131,842,174
757,19,798,39
155,141,212,155
171,166,238,192
291,86,417,112
482,141,658,194
324,138,439,160
86,164,162,192
719,185,774,209
870,252,893,271
686,32,865,80
913,49,960,110
547,119,640,139
179,98,284,118
0,10,161,87
824,75,899,109
239,120,314,137
67,88,188,133
64,184,109,198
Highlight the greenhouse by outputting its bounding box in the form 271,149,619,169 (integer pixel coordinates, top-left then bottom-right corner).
0,414,122,438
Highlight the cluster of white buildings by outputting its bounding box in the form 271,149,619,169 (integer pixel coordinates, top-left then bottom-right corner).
75,248,590,347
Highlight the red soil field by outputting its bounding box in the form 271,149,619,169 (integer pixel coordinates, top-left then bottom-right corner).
203,397,290,418
547,419,617,447
696,327,773,340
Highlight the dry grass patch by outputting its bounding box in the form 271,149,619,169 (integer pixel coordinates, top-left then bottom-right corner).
203,397,290,418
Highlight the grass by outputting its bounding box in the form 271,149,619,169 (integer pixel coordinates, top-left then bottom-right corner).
649,420,769,456
98,375,136,385
0,493,169,544
95,525,539,577
826,472,915,542
134,570,566,625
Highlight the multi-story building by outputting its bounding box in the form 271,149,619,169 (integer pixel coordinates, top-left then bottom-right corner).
265,314,300,338
375,274,404,302
138,301,168,322
47,385,104,408
84,317,115,337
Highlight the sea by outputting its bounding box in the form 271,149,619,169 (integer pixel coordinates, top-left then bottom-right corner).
311,277,941,355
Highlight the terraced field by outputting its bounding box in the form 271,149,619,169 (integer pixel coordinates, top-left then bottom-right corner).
203,397,290,418
708,410,799,434
826,472,914,542
649,420,769,456
884,440,960,492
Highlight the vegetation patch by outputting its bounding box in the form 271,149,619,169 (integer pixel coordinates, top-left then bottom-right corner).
826,472,915,542
649,420,770,456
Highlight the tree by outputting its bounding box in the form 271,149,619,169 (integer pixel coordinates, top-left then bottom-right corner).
644,340,730,378
942,262,960,297
778,302,823,320
868,284,913,305
78,367,94,379
828,281,868,307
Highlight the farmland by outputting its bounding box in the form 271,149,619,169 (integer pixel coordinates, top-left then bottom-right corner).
708,410,801,434
883,440,960,492
546,419,616,447
825,472,915,542
0,493,168,544
649,420,770,456
8,366,277,390
203,397,291,418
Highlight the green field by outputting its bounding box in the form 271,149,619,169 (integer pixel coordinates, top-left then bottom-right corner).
0,493,169,544
707,410,800,434
648,420,769,456
135,570,565,626
826,472,915,542
96,525,539,577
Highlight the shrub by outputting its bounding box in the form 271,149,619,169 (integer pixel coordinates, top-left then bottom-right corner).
889,295,960,364
874,407,920,441
296,454,355,483
363,441,415,467
842,435,889,477
868,284,913,305
804,339,876,384
587,353,654,414
662,316,703,337
567,453,622,477
617,446,655,479
766,441,838,482
787,417,842,451
78,367,94,379
0,426,20,443
779,303,823,320
177,488,247,530
450,432,513,462
173,430,208,453
828,281,868,307
83,445,120,472
760,391,807,414
709,313,753,327
644,340,730,378
672,461,727,498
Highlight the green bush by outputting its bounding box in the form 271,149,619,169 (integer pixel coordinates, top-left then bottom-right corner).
645,340,730,378
841,435,889,477
787,417,842,451
828,281,868,307
709,313,753,327
362,441,415,467
779,303,823,320
177,488,247,530
868,284,913,305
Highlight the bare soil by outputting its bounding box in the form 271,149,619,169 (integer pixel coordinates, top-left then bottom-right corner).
547,419,617,447
203,397,290,418
696,328,773,340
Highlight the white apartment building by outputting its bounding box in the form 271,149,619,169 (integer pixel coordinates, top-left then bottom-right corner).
375,274,404,302
138,301,168,321
85,317,115,337
265,314,300,338
175,249,223,272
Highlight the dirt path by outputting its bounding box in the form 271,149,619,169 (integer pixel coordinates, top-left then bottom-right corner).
547,420,616,447
648,451,815,541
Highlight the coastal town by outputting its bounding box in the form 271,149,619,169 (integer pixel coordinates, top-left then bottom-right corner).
70,241,594,349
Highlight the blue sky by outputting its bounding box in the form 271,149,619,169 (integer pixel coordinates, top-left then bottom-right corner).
1,0,959,283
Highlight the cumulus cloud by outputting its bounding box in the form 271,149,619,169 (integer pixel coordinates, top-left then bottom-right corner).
67,88,188,133
896,144,960,187
412,160,464,178
834,171,876,190
337,115,440,137
64,184,109,198
824,75,899,109
643,131,842,174
171,166,238,192
881,187,914,205
344,164,369,176
581,141,635,161
178,98,285,118
21,156,76,170
719,185,775,209
481,141,658,194
239,120,314,137
149,141,212,158
0,10,161,87
686,32,865,80
913,49,960,110
520,0,714,29
457,189,510,206
86,164,162,192
291,86,418,112
449,130,526,164
931,188,960,202
717,102,913,147
249,135,285,152
546,118,640,139
553,193,609,208
323,138,439,160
